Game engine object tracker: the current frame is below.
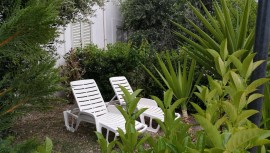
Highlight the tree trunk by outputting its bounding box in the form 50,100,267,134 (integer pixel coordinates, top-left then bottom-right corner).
181,104,189,123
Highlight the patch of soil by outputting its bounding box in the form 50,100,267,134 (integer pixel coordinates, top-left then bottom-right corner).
11,103,101,153
10,102,202,152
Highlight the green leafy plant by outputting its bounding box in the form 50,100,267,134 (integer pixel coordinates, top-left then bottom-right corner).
151,90,186,139
262,83,270,129
190,40,270,152
143,52,202,118
174,0,257,75
0,137,55,153
34,137,55,153
60,48,85,103
96,86,150,153
149,90,193,153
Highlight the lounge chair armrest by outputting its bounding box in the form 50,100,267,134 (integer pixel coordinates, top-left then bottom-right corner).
138,98,157,107
175,113,181,119
78,111,97,118
107,105,122,114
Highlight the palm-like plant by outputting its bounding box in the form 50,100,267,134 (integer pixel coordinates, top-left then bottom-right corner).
173,0,256,75
143,52,202,118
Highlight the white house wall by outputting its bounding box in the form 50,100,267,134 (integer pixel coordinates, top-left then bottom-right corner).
55,24,72,66
104,1,122,45
91,5,106,49
55,1,122,66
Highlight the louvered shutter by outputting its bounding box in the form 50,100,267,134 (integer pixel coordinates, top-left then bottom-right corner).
71,22,91,48
72,22,81,48
81,22,91,47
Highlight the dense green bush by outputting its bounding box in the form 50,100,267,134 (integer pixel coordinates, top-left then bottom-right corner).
62,42,184,102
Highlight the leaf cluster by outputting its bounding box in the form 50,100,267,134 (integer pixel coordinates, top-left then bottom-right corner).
190,40,270,152
143,52,202,117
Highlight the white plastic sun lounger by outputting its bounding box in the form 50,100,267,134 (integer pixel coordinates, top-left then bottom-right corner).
63,79,147,142
109,76,181,133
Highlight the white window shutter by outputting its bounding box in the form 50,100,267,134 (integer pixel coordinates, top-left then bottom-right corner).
72,22,81,48
82,22,91,48
71,22,92,48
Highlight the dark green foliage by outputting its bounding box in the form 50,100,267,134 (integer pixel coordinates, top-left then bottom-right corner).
0,137,40,153
120,0,187,51
0,0,102,26
0,0,62,132
62,42,183,101
58,0,103,25
77,43,139,100
0,137,54,153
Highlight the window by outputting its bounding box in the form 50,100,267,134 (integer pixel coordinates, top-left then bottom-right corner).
71,22,91,48
116,26,127,42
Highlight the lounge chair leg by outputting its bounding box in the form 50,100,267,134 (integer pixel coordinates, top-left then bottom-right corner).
63,110,76,132
106,129,110,143
146,118,160,133
63,111,70,130
140,115,146,124
75,119,81,131
113,134,117,140
149,118,153,128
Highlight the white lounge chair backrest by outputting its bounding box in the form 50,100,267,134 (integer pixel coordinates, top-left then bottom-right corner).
71,79,108,116
109,76,133,105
